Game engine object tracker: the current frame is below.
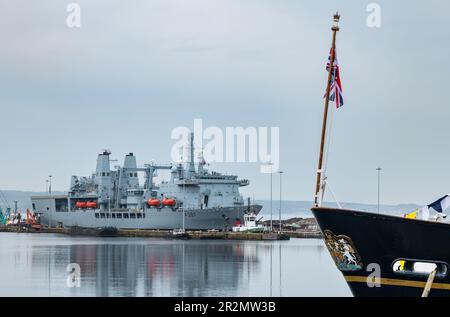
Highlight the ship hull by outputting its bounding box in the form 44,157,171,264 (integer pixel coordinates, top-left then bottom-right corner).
311,207,450,297
37,204,262,231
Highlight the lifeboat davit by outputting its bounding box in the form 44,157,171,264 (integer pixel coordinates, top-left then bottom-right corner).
147,199,161,207
76,201,87,209
86,201,97,209
162,198,176,207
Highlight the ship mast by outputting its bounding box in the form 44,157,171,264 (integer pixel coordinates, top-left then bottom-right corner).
314,13,340,207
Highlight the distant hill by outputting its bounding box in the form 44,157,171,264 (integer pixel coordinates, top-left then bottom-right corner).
0,190,65,211
0,190,420,217
255,200,420,220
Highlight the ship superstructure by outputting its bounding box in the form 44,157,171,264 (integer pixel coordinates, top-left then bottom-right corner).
31,134,262,230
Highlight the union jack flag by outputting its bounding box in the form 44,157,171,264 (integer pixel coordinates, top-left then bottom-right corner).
325,49,344,108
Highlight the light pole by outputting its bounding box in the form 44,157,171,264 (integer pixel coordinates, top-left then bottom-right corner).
270,244,273,297
45,180,49,194
278,171,283,232
48,175,52,195
48,175,53,228
279,243,282,297
376,167,382,213
269,162,274,232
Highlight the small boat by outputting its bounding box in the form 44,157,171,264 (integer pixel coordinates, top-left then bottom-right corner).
68,226,118,237
232,213,266,233
171,228,189,239
170,209,189,239
97,226,118,237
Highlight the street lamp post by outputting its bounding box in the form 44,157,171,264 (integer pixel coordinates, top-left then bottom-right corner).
278,171,283,232
46,180,49,194
48,175,52,195
269,162,274,232
376,167,382,213
48,175,53,228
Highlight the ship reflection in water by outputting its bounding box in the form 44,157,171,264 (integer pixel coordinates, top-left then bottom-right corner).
0,233,351,296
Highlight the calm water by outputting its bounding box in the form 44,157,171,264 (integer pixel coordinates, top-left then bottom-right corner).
0,233,351,297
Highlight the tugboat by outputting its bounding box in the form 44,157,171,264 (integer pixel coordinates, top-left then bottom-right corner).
311,13,450,297
232,213,266,233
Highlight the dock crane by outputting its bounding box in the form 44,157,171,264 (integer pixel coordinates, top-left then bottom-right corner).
0,190,11,225
0,208,7,225
26,209,42,230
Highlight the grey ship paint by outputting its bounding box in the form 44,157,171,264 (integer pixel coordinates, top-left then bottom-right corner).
31,134,262,230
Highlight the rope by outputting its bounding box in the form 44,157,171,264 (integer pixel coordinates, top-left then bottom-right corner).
319,100,343,210
422,268,437,297
319,99,335,206
323,179,342,209
323,101,334,176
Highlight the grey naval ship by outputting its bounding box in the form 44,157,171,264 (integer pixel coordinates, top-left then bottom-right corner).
31,134,262,230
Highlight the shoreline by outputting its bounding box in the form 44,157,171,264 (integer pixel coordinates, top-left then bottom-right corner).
0,225,322,240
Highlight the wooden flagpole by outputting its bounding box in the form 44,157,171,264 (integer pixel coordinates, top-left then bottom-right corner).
314,12,340,207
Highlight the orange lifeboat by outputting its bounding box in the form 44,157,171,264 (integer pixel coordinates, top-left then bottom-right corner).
86,201,98,209
76,201,87,209
162,198,176,207
147,199,161,207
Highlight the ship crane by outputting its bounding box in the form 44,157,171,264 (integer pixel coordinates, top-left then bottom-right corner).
113,163,174,208
142,163,173,192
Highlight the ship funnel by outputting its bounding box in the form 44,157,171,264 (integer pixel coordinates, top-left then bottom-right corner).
96,151,111,174
123,153,139,188
123,153,137,169
95,150,113,203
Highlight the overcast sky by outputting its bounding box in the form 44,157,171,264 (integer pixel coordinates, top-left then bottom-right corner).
0,0,449,206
